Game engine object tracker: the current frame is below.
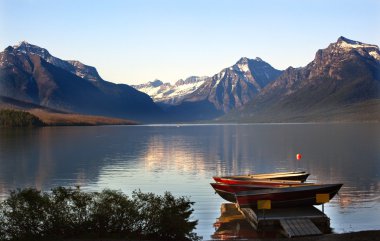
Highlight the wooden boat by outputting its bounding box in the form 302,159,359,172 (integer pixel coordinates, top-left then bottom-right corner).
235,183,343,209
211,181,315,202
213,171,309,184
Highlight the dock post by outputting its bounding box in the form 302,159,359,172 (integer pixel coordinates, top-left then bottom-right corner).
316,194,329,213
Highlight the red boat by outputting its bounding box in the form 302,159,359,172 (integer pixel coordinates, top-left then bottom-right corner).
213,171,309,185
235,183,343,209
211,181,315,202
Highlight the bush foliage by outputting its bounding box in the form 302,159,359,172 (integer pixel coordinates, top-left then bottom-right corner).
0,187,200,241
0,109,44,127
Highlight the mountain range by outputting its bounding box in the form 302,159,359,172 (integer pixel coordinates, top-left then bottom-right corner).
134,57,282,121
136,36,380,122
222,36,380,122
0,41,163,122
0,37,379,123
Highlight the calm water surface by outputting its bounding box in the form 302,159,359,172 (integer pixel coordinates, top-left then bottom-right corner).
0,124,379,239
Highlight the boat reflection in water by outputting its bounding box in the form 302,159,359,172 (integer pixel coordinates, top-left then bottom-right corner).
212,203,283,240
212,203,334,239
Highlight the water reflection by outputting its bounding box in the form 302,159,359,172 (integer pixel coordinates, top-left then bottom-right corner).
212,203,283,240
0,123,379,238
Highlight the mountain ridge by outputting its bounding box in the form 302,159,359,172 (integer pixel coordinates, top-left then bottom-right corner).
0,42,163,122
132,76,209,105
134,57,282,117
221,36,380,122
1,36,378,123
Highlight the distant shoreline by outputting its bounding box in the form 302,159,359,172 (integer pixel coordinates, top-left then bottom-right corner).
0,108,138,127
29,109,139,126
2,107,379,128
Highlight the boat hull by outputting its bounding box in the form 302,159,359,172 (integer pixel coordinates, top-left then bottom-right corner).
236,184,343,209
214,189,236,203
211,182,316,203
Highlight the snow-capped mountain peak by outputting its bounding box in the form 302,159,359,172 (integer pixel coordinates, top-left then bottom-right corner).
335,36,380,61
236,57,250,72
175,76,208,86
150,79,164,87
13,41,52,59
134,57,282,112
336,36,378,50
11,41,104,81
133,79,164,90
133,76,208,104
14,40,34,48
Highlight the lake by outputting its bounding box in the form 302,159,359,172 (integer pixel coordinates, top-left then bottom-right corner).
0,123,379,239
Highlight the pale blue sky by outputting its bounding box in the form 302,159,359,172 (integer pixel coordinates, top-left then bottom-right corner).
1,0,379,84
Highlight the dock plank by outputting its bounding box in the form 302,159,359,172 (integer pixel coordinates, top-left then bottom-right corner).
295,219,308,235
281,219,297,237
280,219,322,237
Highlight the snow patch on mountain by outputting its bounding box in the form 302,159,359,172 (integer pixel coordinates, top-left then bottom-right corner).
334,37,380,62
167,79,206,98
369,50,380,61
133,76,208,103
136,81,168,98
338,41,378,50
337,36,378,50
237,63,250,72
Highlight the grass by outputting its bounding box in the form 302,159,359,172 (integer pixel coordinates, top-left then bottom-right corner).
0,103,137,126
28,109,137,126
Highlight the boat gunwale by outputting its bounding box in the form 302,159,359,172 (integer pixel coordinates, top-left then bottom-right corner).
210,182,316,189
213,177,306,184
228,171,306,178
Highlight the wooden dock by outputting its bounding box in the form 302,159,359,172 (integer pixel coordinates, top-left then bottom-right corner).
238,205,330,237
280,218,322,237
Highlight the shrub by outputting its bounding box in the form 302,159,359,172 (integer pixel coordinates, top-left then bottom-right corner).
90,189,139,236
0,187,200,241
0,188,50,240
132,190,199,241
47,186,94,237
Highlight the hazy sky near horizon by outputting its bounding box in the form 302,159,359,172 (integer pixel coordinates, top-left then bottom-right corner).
1,0,379,84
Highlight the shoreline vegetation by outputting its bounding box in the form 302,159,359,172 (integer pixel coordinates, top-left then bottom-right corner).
1,107,379,127
0,109,44,127
0,189,378,241
0,109,137,127
0,187,200,241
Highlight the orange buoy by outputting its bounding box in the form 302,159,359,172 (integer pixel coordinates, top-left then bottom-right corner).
296,153,302,160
